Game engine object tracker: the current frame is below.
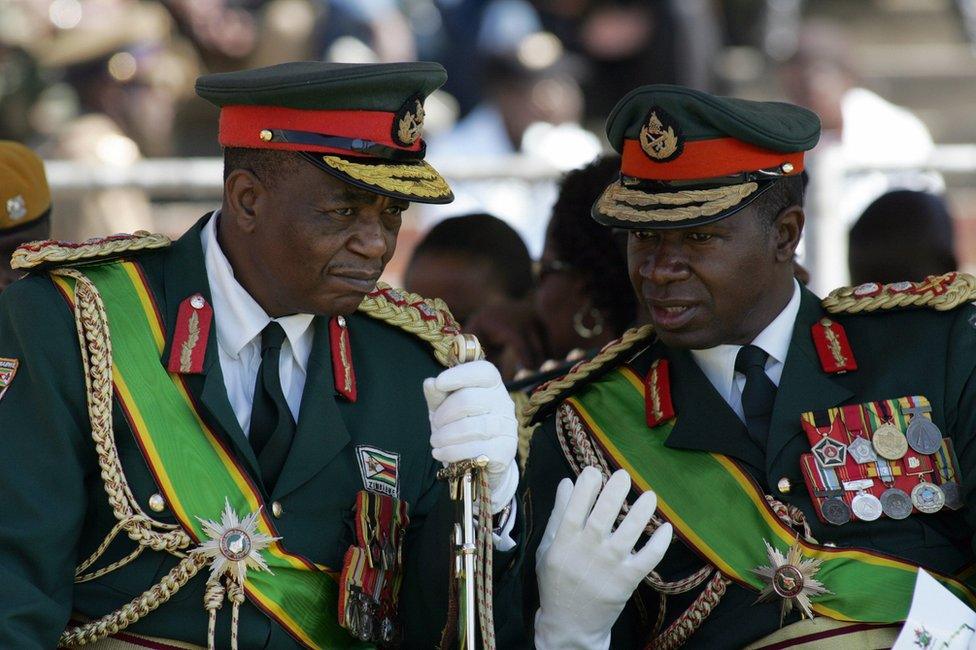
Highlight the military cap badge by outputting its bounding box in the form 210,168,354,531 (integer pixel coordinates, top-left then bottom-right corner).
639,108,682,162
5,195,26,221
393,95,425,147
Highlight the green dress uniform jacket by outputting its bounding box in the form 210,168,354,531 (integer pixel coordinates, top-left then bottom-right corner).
520,286,976,648
0,214,516,648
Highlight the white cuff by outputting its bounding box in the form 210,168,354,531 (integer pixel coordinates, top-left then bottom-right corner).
490,459,519,514
492,499,517,551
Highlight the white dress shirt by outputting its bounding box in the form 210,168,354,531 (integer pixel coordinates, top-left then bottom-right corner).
690,280,802,421
201,213,315,435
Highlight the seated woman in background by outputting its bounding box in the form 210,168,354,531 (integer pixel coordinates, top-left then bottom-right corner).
467,155,640,382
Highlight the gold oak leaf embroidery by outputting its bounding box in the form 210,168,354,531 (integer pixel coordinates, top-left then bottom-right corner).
180,310,200,373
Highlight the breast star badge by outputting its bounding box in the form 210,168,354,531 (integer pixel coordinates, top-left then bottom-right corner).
754,539,830,625
194,498,279,585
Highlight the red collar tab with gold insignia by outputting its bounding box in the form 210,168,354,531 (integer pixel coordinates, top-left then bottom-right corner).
330,315,357,402
645,358,675,427
166,293,212,374
810,318,857,374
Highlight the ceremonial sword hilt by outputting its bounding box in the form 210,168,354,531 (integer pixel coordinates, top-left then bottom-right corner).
436,333,494,649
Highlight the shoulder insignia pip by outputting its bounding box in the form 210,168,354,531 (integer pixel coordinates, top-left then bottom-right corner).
166,293,213,375
645,358,675,427
822,272,976,315
331,315,357,402
11,231,171,271
357,282,461,367
810,318,857,374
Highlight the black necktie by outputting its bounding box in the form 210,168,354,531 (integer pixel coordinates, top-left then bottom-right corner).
249,322,295,490
735,344,776,448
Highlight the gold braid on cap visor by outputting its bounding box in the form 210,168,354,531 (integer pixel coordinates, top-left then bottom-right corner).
321,155,452,199
596,181,758,223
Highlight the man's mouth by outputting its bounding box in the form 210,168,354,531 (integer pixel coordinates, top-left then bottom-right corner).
330,270,381,292
648,301,698,330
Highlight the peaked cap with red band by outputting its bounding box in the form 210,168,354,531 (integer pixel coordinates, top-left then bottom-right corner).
592,85,821,229
195,61,454,204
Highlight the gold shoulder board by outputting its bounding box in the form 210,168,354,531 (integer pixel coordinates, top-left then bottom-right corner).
11,231,171,271
822,273,976,315
357,282,462,367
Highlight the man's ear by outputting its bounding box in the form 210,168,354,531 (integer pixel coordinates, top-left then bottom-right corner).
224,169,265,234
773,205,805,263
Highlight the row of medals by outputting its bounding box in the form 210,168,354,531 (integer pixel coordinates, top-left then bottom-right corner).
816,410,958,525
345,587,398,645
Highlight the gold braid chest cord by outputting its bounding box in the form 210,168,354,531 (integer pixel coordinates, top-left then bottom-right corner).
53,268,203,648
522,325,815,649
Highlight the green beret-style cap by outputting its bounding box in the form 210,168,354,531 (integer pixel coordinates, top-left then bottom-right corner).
593,84,821,229
196,61,453,204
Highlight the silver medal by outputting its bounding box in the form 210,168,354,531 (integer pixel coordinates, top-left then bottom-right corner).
851,492,883,521
821,497,852,525
847,437,878,464
905,417,943,455
880,487,913,520
910,481,945,514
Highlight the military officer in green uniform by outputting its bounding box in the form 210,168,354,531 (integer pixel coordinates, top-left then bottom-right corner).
0,62,521,649
520,85,976,648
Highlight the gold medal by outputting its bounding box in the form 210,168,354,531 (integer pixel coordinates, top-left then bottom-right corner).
872,422,908,460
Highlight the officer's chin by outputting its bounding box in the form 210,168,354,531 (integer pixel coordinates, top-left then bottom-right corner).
313,291,368,317
654,325,722,351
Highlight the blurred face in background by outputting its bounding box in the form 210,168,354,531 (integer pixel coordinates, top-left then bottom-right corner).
533,232,591,357
780,59,850,133
404,252,508,325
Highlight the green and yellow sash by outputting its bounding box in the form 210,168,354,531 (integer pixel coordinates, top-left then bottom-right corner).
53,261,367,649
565,364,976,622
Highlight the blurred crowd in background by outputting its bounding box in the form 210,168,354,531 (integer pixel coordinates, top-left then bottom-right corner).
3,0,976,374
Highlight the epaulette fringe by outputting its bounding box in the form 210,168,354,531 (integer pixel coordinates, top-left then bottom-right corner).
11,231,171,270
822,272,976,315
357,282,462,367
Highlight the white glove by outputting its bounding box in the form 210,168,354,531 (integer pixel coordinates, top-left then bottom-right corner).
534,467,672,650
423,360,518,514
